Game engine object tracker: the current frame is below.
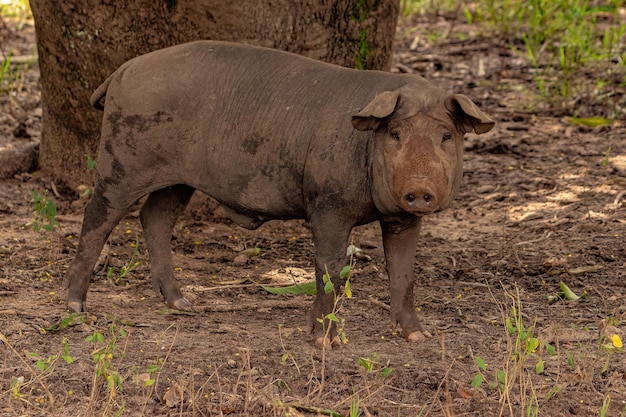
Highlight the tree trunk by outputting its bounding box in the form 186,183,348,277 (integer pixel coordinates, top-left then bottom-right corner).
29,0,400,190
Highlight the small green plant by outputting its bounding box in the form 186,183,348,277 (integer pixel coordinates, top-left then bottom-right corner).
317,261,355,346
31,189,60,232
600,332,623,374
29,338,74,372
107,236,140,284
86,154,97,170
600,394,611,417
0,51,12,83
476,0,625,113
29,351,56,372
349,393,362,417
358,352,393,379
566,350,575,370
85,324,128,411
9,377,25,400
601,146,612,168
61,338,75,364
400,0,457,16
142,362,162,387
471,285,558,416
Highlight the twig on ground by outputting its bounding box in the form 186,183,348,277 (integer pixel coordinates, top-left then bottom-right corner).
514,231,552,246
613,190,624,208
202,299,306,313
367,295,391,311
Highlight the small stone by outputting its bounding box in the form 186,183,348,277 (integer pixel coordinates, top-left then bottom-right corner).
232,254,248,266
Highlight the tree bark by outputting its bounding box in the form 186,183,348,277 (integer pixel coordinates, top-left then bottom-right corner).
29,0,400,190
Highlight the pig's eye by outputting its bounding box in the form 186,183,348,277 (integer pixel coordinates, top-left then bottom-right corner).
390,131,400,141
442,132,452,143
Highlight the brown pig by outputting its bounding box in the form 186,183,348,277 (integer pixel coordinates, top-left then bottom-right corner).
65,41,494,348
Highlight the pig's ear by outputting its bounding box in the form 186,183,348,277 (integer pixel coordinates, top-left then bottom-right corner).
445,94,495,134
352,90,400,131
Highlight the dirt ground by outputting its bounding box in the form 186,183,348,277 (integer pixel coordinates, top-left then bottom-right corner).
1,10,625,417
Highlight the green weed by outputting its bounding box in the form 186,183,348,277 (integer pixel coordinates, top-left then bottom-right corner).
107,236,140,284
600,332,623,374
0,51,12,83
400,0,457,16
403,0,626,116
483,0,625,112
31,189,60,232
85,324,128,415
471,285,559,415
86,154,97,171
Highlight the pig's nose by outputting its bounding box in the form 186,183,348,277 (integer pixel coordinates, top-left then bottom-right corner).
403,187,438,213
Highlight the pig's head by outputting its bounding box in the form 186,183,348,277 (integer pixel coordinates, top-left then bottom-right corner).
352,84,495,216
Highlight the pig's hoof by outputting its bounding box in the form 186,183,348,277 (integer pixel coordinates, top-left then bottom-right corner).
314,335,342,350
405,330,432,342
169,297,193,311
67,300,84,313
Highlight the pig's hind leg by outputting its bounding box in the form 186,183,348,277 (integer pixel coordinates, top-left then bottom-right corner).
140,185,195,310
66,182,133,312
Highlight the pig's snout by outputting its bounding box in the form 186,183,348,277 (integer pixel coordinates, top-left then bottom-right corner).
401,181,440,214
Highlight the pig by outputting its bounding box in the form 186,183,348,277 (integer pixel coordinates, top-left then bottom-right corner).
65,40,494,348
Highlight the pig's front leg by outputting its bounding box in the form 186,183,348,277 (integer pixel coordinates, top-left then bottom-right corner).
308,214,353,349
380,218,432,342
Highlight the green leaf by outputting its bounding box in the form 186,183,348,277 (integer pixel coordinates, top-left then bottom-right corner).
535,359,545,374
496,370,506,385
36,360,47,372
358,357,372,372
262,280,317,295
566,351,575,370
380,367,393,378
544,342,557,356
46,313,88,332
146,364,162,373
474,356,487,371
325,313,339,323
324,280,334,294
344,279,352,298
559,281,580,300
62,338,74,364
563,116,611,127
145,378,156,387
471,373,483,388
547,386,561,399
243,247,261,257
505,317,516,335
340,265,352,280
526,337,539,353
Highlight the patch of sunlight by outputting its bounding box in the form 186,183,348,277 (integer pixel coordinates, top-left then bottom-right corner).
545,186,590,203
262,267,313,286
611,154,626,170
508,201,563,223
